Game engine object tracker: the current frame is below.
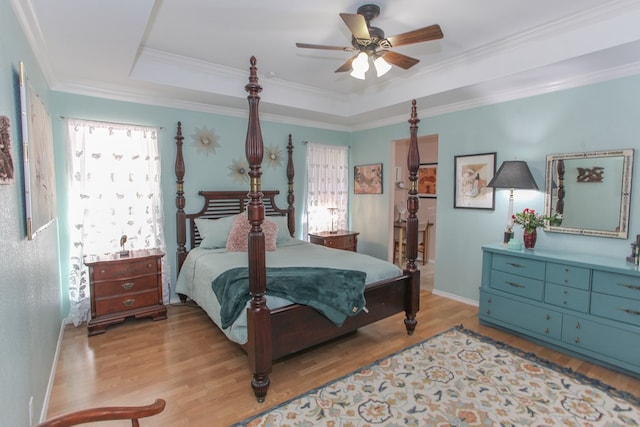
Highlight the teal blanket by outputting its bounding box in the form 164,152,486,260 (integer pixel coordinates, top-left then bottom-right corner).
212,267,367,329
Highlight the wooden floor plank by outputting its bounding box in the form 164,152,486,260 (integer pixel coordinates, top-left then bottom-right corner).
46,291,640,426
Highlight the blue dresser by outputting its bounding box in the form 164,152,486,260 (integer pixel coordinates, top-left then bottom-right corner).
480,244,640,377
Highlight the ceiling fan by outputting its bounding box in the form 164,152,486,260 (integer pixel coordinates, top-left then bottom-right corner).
296,4,443,78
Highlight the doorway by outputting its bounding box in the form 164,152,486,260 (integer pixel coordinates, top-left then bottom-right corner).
390,134,438,291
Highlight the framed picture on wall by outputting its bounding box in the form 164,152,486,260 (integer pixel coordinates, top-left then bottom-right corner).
19,62,57,239
417,163,437,198
454,152,496,210
354,163,383,194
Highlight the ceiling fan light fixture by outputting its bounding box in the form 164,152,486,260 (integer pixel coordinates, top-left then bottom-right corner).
350,52,369,79
374,55,391,77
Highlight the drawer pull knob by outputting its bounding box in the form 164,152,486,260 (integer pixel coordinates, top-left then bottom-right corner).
506,281,525,288
617,307,640,316
122,282,134,290
486,309,491,315
575,322,581,329
574,337,580,344
564,279,569,283
147,263,153,268
617,282,640,291
123,299,136,307
506,262,525,268
544,327,549,334
546,314,550,320
564,268,569,272
487,298,492,303
563,290,568,295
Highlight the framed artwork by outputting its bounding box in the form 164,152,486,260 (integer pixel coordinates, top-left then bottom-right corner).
19,62,57,239
417,163,437,198
454,152,496,210
354,163,383,194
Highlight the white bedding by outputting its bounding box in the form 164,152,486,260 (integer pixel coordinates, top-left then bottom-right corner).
175,240,403,344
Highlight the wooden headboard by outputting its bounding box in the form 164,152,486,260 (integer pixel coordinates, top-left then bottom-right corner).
175,124,295,272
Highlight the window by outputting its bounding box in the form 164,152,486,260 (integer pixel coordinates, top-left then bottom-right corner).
65,119,169,326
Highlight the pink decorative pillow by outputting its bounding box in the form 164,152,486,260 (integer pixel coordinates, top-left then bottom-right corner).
226,215,278,252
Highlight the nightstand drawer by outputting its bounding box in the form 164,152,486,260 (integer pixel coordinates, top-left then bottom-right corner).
491,254,545,280
544,283,590,312
92,275,159,299
489,269,544,300
324,234,355,250
90,258,159,282
545,263,590,290
95,290,160,316
592,271,640,300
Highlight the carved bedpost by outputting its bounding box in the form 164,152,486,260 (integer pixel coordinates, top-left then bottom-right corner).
244,56,272,402
286,134,295,237
175,122,187,272
404,100,421,334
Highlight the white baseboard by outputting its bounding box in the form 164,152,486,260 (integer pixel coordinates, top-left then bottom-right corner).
432,289,479,307
40,321,65,423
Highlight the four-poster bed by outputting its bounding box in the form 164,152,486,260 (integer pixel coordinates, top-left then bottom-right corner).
174,57,422,402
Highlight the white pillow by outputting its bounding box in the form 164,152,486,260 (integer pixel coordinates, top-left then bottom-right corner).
195,215,238,249
270,215,294,244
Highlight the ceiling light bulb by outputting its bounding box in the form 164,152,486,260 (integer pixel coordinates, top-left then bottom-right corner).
374,56,392,77
350,52,369,79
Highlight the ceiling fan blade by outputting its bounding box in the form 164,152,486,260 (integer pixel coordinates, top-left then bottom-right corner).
296,42,353,51
339,13,371,41
379,50,420,70
334,54,358,73
386,24,443,47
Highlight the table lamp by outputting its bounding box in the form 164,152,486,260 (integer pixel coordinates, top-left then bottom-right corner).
487,160,538,243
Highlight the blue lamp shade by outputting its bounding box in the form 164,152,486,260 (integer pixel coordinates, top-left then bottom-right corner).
487,161,538,190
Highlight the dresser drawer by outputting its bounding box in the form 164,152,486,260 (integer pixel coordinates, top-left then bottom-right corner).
491,254,545,280
90,258,159,282
480,291,561,339
544,283,590,312
95,290,160,317
489,270,544,300
92,275,159,299
591,293,640,327
563,315,640,369
592,271,640,300
545,263,590,290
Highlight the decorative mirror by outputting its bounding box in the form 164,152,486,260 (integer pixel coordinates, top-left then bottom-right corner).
544,149,634,238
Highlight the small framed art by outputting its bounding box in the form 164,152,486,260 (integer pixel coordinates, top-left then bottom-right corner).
417,163,437,198
454,152,496,210
354,163,382,194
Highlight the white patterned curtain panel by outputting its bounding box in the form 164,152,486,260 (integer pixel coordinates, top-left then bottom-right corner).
304,143,349,236
65,119,170,326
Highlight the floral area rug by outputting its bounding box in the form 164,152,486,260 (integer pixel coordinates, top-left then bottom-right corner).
232,325,640,426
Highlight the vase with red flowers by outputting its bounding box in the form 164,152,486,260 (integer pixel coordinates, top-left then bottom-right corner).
512,208,558,249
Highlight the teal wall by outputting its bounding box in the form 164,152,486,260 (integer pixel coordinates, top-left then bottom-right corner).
352,75,640,302
3,0,640,424
1,1,62,425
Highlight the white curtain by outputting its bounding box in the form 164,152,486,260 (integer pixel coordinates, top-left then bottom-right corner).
65,119,170,326
304,143,349,236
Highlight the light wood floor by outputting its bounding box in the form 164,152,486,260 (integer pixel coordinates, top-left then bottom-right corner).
47,291,640,426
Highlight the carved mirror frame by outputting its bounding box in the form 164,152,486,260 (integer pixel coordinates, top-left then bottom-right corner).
544,149,634,238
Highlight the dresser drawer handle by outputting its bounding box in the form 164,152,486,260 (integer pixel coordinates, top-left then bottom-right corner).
486,309,491,315
506,281,525,288
122,282,134,290
545,314,550,320
544,327,549,334
574,337,580,344
575,322,581,329
617,282,640,291
506,262,525,268
147,263,153,268
123,299,136,307
617,307,640,316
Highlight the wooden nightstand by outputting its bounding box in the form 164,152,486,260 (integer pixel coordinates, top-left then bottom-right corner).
308,230,359,252
84,248,167,335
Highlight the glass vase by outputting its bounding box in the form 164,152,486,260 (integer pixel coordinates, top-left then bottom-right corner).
523,229,537,249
